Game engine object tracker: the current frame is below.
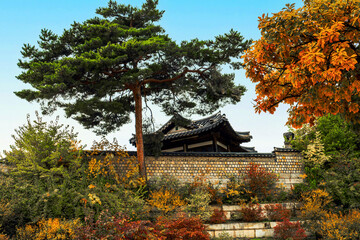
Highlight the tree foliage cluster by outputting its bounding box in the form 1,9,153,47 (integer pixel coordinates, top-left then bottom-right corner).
244,0,360,128
291,114,360,210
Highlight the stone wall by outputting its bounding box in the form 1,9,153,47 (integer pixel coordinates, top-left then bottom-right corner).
116,148,304,189
0,148,304,188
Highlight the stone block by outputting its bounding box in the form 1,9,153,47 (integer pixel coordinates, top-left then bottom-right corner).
242,222,266,229
207,223,229,230
255,229,274,238
234,229,255,238
214,230,235,238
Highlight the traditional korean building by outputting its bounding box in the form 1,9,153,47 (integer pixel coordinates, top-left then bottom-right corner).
131,112,256,153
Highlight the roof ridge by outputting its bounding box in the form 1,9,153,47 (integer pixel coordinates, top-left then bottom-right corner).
192,111,223,124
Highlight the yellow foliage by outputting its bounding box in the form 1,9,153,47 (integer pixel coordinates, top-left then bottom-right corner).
148,188,185,214
320,210,360,240
87,138,145,189
304,131,330,167
300,189,332,221
16,218,79,240
88,193,101,205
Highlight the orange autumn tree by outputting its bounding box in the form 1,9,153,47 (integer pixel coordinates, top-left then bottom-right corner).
243,0,360,128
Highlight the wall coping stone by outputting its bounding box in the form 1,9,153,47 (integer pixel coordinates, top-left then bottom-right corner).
128,151,276,158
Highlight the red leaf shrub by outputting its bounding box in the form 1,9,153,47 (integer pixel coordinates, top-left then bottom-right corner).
274,218,306,240
244,163,278,199
239,203,264,222
209,208,226,224
75,210,163,240
155,215,210,240
75,210,210,240
264,204,291,221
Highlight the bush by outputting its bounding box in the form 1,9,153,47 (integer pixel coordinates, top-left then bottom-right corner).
0,114,149,236
183,189,212,221
244,163,278,201
155,215,210,240
16,218,79,240
239,203,264,222
273,218,306,240
188,175,222,204
148,188,185,217
221,175,248,204
319,209,360,240
75,210,161,240
75,210,210,240
0,114,86,236
0,234,8,240
264,204,291,221
209,208,226,224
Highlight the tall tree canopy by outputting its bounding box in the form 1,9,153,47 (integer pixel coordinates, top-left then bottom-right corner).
244,0,360,128
16,0,250,178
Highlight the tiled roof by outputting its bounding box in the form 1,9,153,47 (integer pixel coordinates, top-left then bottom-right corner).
273,147,300,152
161,111,252,142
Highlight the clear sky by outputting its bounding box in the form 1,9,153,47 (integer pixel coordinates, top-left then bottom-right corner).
0,0,303,154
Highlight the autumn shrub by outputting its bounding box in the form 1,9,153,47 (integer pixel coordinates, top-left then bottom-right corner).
319,209,360,240
16,218,79,240
239,203,264,222
300,189,332,220
186,175,223,205
0,234,8,240
75,210,162,240
300,189,332,234
0,115,149,236
244,163,278,201
85,138,149,220
86,138,146,189
221,175,248,204
183,189,212,221
155,215,210,240
209,208,226,224
148,188,185,217
264,204,291,221
273,218,306,240
75,210,209,240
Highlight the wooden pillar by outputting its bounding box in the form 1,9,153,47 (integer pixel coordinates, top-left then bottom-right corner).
212,135,218,152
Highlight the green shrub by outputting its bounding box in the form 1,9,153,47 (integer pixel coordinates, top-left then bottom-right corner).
0,114,148,236
184,189,212,221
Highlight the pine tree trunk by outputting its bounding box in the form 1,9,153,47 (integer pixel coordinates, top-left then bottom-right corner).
133,86,147,180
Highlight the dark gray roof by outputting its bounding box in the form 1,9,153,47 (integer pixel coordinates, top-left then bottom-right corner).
161,111,252,142
273,147,300,152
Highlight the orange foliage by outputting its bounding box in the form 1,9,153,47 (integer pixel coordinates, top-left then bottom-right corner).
320,210,360,240
148,188,185,215
244,0,360,127
16,218,79,240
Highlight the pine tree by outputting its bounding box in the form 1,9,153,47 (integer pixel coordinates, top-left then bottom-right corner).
16,0,250,179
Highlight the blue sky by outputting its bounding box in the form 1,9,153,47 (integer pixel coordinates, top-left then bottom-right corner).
0,0,303,153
